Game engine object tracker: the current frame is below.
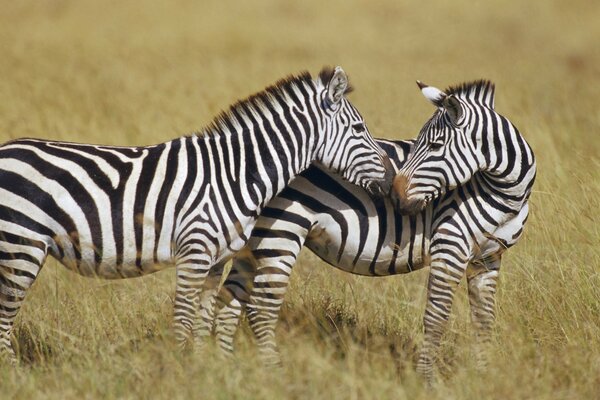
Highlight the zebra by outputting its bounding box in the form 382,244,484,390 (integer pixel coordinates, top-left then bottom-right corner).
0,66,395,364
206,79,536,383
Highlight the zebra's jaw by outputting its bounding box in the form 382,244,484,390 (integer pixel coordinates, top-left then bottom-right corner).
394,196,427,216
390,174,429,215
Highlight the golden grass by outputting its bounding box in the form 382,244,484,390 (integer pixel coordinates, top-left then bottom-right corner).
0,0,599,398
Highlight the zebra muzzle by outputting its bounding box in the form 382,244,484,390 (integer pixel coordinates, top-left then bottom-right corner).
380,155,395,194
391,174,425,215
364,155,395,198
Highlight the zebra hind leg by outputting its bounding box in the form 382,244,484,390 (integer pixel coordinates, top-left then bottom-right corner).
466,258,500,370
0,233,47,365
417,257,466,385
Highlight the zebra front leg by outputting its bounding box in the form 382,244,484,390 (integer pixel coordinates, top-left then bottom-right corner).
191,261,226,353
173,258,211,349
466,258,500,370
417,255,466,384
214,252,258,357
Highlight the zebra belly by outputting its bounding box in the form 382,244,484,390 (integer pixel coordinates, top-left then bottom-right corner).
306,200,430,276
47,236,176,279
0,193,178,279
52,255,176,279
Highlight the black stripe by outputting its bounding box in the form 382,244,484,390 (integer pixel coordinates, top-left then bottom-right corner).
0,171,81,264
133,144,165,268
368,199,388,276
153,140,180,263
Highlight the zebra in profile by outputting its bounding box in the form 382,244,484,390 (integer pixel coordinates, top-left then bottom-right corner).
207,80,536,383
0,66,395,363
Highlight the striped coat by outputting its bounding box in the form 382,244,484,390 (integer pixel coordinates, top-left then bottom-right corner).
206,80,535,383
0,66,394,363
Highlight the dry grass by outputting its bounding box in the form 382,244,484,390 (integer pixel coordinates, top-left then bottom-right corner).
0,0,599,398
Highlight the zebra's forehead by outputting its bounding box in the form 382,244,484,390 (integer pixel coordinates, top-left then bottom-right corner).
418,112,448,137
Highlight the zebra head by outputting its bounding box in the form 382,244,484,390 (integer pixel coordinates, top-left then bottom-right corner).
315,66,394,198
392,80,497,215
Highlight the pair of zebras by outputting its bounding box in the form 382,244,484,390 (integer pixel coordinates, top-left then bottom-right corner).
0,66,535,383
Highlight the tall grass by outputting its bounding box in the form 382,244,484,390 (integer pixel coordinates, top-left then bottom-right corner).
0,0,598,398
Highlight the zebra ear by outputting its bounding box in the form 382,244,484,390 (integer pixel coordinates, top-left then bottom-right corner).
417,81,446,107
326,66,349,107
442,95,463,125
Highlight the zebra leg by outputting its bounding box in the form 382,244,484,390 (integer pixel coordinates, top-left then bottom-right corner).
0,234,47,365
466,258,500,369
173,257,212,349
246,262,293,366
417,256,466,384
214,248,258,357
191,261,226,352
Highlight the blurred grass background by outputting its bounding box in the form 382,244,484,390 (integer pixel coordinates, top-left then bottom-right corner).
0,0,599,398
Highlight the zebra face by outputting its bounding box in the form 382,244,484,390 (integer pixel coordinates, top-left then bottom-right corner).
392,81,484,215
316,67,394,198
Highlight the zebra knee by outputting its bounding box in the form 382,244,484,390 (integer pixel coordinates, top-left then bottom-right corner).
467,268,499,331
416,354,434,375
0,331,16,365
215,300,244,355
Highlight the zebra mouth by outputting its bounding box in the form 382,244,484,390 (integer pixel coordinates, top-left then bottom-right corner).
365,162,395,198
398,200,425,215
394,195,429,215
365,179,391,198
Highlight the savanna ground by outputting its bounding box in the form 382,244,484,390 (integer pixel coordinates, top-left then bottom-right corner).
0,1,599,398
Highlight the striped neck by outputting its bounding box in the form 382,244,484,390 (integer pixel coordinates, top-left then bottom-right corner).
193,78,323,211
477,122,536,210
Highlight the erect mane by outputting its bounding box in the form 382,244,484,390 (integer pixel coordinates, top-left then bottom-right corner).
445,79,496,108
200,70,316,137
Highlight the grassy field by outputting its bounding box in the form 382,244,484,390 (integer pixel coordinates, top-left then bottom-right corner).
0,0,599,398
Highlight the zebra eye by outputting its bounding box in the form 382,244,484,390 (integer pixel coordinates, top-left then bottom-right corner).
352,123,366,133
429,141,444,150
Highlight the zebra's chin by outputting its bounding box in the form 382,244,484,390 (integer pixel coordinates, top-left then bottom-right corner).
365,179,390,198
390,173,429,215
394,197,427,216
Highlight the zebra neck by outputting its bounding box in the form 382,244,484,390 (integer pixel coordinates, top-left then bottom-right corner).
192,104,319,213
480,130,536,210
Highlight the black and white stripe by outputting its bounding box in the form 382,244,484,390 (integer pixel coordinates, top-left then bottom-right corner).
206,80,535,383
0,66,394,363
208,139,417,360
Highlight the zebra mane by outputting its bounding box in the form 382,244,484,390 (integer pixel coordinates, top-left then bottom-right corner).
444,80,496,108
200,70,323,138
